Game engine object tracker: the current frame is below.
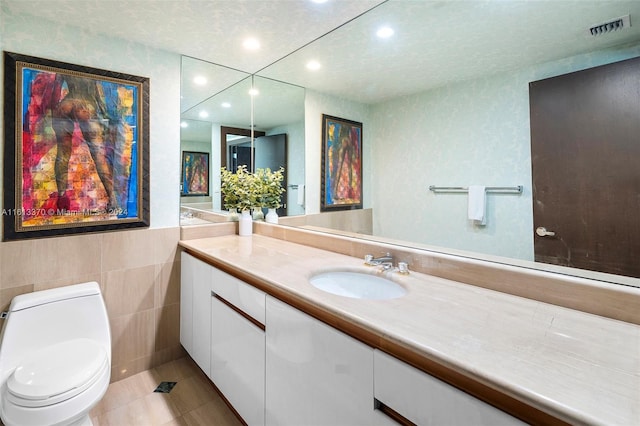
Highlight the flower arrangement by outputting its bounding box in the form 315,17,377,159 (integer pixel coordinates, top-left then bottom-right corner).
220,165,260,212
256,167,286,209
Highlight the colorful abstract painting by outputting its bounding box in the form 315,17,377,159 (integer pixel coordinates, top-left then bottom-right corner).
181,151,209,196
3,52,150,240
321,114,363,211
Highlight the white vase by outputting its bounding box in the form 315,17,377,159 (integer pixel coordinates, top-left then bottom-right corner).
227,209,238,222
265,208,278,224
238,210,253,236
252,207,264,221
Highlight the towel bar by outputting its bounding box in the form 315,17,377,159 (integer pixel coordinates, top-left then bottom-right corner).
428,185,523,194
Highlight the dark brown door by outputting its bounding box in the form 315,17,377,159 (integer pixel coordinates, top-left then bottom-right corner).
529,56,640,278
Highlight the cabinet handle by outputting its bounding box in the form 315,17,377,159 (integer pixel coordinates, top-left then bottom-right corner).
374,399,416,426
212,292,266,331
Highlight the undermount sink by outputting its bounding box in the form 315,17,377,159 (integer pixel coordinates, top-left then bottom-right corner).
309,270,407,300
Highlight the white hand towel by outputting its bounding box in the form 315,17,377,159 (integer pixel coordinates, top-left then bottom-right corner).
297,184,305,206
468,185,486,225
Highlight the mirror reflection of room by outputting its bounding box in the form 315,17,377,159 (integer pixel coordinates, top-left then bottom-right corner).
180,69,305,222
179,0,640,285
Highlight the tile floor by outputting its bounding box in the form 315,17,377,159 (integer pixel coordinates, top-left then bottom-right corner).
90,357,243,426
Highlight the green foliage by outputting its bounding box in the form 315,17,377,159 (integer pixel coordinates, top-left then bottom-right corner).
220,166,286,211
220,165,259,212
255,167,286,209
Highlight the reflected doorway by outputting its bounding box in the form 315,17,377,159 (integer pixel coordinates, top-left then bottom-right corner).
220,126,288,216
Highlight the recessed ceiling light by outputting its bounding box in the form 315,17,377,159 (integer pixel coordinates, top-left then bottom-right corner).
199,111,208,118
249,88,259,96
243,37,261,50
221,102,231,108
306,60,321,71
193,75,207,85
311,0,328,3
376,26,394,39
180,121,188,128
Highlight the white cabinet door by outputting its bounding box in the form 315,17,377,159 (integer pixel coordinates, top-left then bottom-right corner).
374,350,524,425
180,252,211,376
210,267,266,426
211,297,265,426
265,296,374,426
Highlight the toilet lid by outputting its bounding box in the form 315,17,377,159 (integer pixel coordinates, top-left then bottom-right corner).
7,338,108,407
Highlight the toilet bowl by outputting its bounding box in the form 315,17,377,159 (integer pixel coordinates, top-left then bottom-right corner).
0,282,111,426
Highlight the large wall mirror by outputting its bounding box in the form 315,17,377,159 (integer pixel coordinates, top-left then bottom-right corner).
180,60,305,220
181,0,640,288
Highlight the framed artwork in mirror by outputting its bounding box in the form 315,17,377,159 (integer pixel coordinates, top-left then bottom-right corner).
321,114,363,211
181,151,210,196
2,51,150,241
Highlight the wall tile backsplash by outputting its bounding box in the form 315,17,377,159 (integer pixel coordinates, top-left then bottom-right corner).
0,227,183,382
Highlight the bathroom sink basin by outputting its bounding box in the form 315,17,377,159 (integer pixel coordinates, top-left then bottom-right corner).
309,270,406,300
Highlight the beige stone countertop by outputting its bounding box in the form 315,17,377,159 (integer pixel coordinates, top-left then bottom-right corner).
179,235,640,426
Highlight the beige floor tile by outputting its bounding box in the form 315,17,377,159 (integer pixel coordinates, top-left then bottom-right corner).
90,380,125,418
160,416,188,426
121,369,161,401
97,392,180,425
182,398,243,426
104,369,158,413
167,372,217,414
153,356,201,382
91,357,241,426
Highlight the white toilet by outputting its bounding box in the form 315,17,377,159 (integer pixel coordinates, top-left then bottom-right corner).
0,282,111,426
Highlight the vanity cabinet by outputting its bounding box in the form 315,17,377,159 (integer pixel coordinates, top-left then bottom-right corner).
210,267,266,426
179,252,211,376
181,252,523,426
265,296,374,425
374,350,523,425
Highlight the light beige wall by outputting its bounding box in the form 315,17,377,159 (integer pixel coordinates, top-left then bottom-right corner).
0,227,182,382
0,5,184,381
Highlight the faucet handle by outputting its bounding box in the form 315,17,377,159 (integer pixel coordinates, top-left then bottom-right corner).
364,254,374,265
397,261,410,275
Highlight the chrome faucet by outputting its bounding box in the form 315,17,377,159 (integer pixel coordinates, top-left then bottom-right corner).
364,253,394,270
364,253,411,274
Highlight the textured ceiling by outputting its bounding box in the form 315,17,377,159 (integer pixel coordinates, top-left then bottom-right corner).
6,0,640,141
2,0,384,74
259,0,640,104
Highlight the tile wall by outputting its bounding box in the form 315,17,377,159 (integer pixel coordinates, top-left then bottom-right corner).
0,227,183,382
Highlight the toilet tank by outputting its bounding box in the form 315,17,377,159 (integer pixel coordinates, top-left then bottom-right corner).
0,282,111,383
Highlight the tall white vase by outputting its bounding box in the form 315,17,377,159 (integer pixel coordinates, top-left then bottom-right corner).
265,208,278,224
238,210,253,236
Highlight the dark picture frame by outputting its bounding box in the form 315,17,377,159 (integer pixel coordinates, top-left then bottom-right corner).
321,114,363,211
181,151,210,196
2,51,150,241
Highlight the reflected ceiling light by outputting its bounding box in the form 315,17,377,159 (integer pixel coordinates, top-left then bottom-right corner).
193,75,207,85
243,37,261,50
311,0,328,3
376,26,394,39
306,60,321,71
180,121,188,128
198,111,208,118
249,88,259,96
221,102,231,108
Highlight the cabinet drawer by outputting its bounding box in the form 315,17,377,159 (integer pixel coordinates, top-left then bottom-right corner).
211,267,265,325
211,296,265,426
374,350,523,426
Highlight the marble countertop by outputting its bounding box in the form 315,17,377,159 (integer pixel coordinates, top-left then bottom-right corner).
179,235,640,426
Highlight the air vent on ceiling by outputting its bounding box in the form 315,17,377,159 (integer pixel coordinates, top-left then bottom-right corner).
589,14,631,36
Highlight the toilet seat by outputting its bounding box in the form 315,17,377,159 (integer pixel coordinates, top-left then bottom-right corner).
6,338,109,408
